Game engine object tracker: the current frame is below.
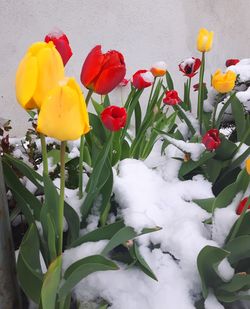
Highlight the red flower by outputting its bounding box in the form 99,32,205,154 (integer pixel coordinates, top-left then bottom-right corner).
163,90,181,105
225,59,240,67
44,30,72,66
131,70,154,89
101,106,127,131
236,197,250,215
202,129,221,151
179,57,201,78
119,78,129,87
80,45,126,95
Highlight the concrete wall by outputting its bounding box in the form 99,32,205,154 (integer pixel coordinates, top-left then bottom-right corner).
1,0,250,136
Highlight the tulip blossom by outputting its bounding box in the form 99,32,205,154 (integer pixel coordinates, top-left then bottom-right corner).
202,129,221,151
16,41,64,110
150,61,167,77
119,78,129,87
101,105,127,131
80,45,126,95
163,90,181,106
131,70,154,89
37,77,90,141
246,157,250,175
225,59,240,67
212,69,237,93
179,57,201,78
44,29,73,66
236,197,250,215
197,28,214,52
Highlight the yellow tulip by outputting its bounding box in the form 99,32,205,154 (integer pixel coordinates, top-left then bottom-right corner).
212,69,237,93
197,28,214,52
37,77,90,141
246,158,250,175
16,41,64,110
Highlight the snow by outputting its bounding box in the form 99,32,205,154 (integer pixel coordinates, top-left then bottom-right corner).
204,291,225,309
217,258,234,282
227,59,250,83
151,61,167,70
141,71,154,83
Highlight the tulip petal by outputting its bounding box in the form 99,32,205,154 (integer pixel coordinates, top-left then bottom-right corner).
37,83,88,141
80,45,105,87
33,46,64,108
94,65,126,94
16,53,38,109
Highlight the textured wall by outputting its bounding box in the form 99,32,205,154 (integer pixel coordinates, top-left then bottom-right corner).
1,0,250,136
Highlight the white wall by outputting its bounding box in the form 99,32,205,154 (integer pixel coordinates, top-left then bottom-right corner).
1,0,250,136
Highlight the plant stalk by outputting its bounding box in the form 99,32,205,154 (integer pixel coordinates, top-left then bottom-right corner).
197,52,205,134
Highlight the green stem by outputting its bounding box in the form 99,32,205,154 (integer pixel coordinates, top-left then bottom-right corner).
228,195,250,242
58,141,66,255
40,133,49,175
78,89,93,199
197,52,205,134
187,77,191,112
146,77,157,114
211,101,218,128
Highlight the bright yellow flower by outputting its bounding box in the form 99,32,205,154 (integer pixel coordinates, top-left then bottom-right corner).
197,28,214,52
37,77,90,141
246,157,250,175
212,69,237,93
16,41,64,110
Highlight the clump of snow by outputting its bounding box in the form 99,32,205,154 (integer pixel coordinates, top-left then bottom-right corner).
227,59,250,83
217,258,234,282
232,143,249,169
204,290,225,309
141,71,154,83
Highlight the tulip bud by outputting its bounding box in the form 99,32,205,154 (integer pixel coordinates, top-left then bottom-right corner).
163,90,181,106
81,45,126,95
131,70,154,89
197,28,214,52
225,59,240,67
236,197,250,215
101,106,127,131
44,29,73,66
212,69,237,93
202,129,221,151
150,61,167,77
37,77,90,141
246,157,250,175
179,57,201,78
16,41,64,110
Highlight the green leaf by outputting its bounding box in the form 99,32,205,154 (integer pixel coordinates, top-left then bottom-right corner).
231,96,246,141
165,71,174,90
69,221,125,248
133,242,158,281
111,130,122,166
214,135,237,161
103,95,111,108
89,113,107,145
17,224,43,303
120,139,130,160
46,214,57,261
47,149,70,165
41,255,62,309
219,273,250,293
215,93,237,128
224,235,250,265
193,198,215,213
197,245,230,298
91,98,104,115
174,104,196,135
204,159,224,183
64,201,80,244
58,255,118,299
134,100,142,137
100,161,113,226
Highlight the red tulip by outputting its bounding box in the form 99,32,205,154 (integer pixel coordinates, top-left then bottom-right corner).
163,90,181,106
131,70,154,89
44,29,72,66
80,45,126,95
179,57,201,78
202,129,221,151
236,197,250,215
101,105,127,131
225,59,240,67
119,78,129,87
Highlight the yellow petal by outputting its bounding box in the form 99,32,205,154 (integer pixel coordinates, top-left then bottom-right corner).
33,45,64,108
197,28,213,52
37,79,88,141
15,53,38,109
246,158,250,175
28,41,49,56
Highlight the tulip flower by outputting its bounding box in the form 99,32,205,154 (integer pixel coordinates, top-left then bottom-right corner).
150,61,167,77
37,77,90,141
246,157,250,175
179,57,201,78
16,41,64,110
236,197,250,215
163,90,181,106
44,29,73,66
80,45,126,95
197,28,214,52
131,70,154,89
202,129,221,151
119,78,129,87
212,69,237,93
225,59,240,67
101,105,127,131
